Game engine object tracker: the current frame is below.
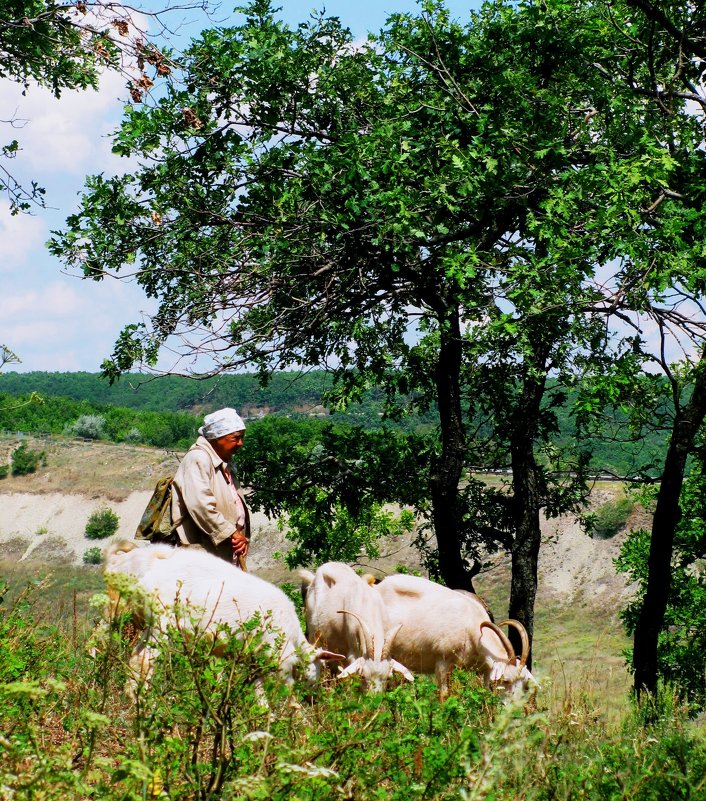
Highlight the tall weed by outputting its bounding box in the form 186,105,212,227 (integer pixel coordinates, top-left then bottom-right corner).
2,577,706,801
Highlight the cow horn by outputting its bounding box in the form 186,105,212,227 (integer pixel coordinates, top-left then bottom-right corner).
381,623,402,660
496,619,530,667
337,656,366,680
480,620,516,663
337,609,374,658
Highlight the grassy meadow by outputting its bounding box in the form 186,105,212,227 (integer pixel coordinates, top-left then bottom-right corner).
0,442,697,798
2,558,705,801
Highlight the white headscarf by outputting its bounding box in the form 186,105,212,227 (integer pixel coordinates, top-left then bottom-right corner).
198,407,246,439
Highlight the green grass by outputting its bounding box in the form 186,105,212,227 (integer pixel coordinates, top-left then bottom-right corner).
0,559,106,634
533,602,632,722
3,565,706,800
467,557,633,721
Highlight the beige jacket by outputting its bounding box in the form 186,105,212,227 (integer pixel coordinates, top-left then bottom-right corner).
171,436,251,562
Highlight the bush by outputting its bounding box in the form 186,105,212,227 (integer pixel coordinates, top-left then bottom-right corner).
124,427,142,443
85,508,120,540
589,497,634,539
617,466,706,708
70,414,106,439
0,464,8,479
11,443,46,476
82,547,104,565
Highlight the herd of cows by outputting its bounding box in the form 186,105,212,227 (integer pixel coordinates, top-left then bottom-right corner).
103,540,537,703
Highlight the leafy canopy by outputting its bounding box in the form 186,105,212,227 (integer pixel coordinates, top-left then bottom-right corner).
48,0,702,583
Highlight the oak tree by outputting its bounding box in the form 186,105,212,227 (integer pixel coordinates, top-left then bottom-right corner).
49,0,685,664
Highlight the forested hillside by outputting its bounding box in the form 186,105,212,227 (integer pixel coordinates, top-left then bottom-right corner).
0,370,331,413
0,370,435,433
0,371,668,477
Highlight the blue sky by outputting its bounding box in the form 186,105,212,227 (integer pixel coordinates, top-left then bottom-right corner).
0,0,483,374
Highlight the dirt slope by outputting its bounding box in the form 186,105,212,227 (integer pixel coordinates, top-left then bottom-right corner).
0,434,640,595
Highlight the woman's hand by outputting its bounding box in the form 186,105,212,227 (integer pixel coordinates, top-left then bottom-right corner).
231,530,249,557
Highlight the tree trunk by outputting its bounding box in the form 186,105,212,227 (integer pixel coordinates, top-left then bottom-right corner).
507,442,543,670
633,353,706,695
430,305,476,590
506,347,550,671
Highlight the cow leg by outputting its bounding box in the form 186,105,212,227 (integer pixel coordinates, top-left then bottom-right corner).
127,629,160,701
435,661,451,702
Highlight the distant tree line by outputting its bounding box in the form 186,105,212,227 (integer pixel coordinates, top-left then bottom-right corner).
0,370,336,414
0,391,199,449
0,370,438,432
0,372,668,477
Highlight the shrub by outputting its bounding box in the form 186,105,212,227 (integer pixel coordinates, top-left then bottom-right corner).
11,443,45,476
70,414,106,439
589,497,634,539
0,464,8,479
85,508,120,540
124,427,142,443
82,547,103,565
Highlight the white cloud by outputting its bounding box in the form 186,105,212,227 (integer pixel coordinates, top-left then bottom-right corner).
0,15,155,372
0,275,155,371
0,281,85,320
0,2,155,183
2,318,64,349
0,69,128,178
0,202,46,268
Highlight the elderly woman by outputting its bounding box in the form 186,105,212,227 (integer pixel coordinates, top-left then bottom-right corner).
171,407,250,565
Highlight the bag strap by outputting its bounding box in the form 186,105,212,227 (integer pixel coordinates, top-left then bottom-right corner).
168,443,209,532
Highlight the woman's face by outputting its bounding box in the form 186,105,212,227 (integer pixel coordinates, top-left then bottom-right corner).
209,430,244,461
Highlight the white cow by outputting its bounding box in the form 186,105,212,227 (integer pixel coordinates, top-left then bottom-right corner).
300,562,414,690
372,573,536,699
104,541,344,695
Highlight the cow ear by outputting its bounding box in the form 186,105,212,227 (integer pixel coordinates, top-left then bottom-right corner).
391,660,414,682
315,649,346,662
489,662,505,682
299,569,315,587
337,657,364,678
